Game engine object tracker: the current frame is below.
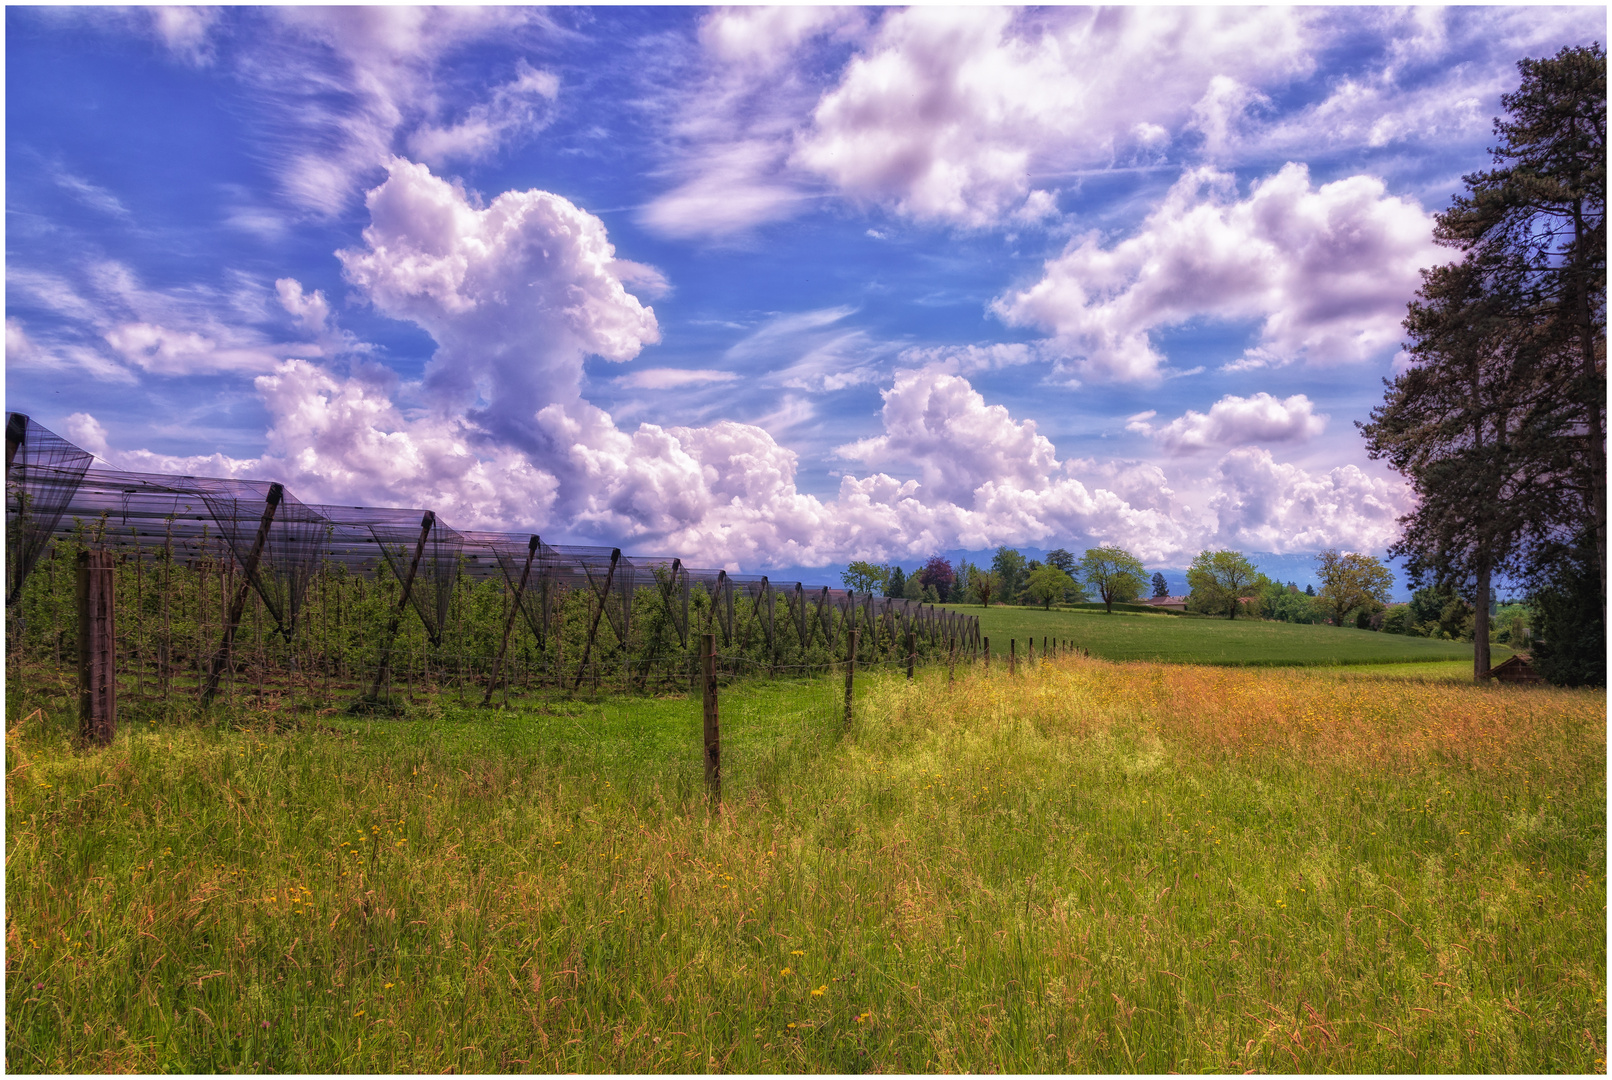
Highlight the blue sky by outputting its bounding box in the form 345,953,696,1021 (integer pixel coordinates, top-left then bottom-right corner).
6,6,1604,588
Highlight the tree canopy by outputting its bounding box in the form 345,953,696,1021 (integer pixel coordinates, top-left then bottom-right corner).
1023,564,1076,609
1186,550,1260,619
1078,546,1146,614
1314,550,1396,627
841,560,889,594
1361,43,1605,681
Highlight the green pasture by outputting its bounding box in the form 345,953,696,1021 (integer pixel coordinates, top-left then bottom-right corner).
5,654,1603,1073
971,603,1502,668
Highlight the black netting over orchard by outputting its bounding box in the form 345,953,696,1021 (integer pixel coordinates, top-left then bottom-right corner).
6,413,981,706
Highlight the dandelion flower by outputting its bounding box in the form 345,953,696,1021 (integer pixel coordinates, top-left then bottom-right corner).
780,967,792,976
811,985,826,997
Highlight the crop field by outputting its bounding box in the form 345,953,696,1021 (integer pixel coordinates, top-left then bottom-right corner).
6,651,1603,1073
974,604,1502,668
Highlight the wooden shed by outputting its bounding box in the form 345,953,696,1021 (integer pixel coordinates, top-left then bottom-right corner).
1485,654,1542,684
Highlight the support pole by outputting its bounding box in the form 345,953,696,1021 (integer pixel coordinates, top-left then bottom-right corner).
574,549,620,692
76,549,116,745
983,636,990,671
5,412,24,472
1010,638,1016,676
843,627,859,727
906,628,916,680
702,633,720,807
483,535,539,706
367,511,435,704
202,483,283,706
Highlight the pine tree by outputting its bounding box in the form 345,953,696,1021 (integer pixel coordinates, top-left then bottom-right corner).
1151,571,1169,598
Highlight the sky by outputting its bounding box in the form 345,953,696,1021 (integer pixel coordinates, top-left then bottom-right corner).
6,6,1605,589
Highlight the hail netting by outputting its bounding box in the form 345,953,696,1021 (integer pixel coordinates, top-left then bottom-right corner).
313,505,462,648
6,415,986,696
190,478,324,639
5,413,96,605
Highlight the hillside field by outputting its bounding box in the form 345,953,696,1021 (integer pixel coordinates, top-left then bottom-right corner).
972,604,1502,668
6,654,1602,1073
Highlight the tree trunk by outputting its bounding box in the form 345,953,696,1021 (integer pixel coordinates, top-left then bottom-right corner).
1571,197,1607,624
1473,551,1492,682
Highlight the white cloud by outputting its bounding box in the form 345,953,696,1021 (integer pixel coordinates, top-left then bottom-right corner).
1210,447,1411,554
234,8,554,214
1133,393,1327,454
337,158,660,439
615,369,739,391
147,6,221,66
275,278,331,336
408,60,560,166
894,341,1043,376
651,6,1316,234
992,162,1441,383
62,413,111,460
836,368,1058,504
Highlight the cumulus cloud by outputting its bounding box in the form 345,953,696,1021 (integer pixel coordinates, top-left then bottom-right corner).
62,413,111,460
1130,392,1327,453
992,163,1441,382
1210,447,1410,554
337,158,660,442
836,369,1058,504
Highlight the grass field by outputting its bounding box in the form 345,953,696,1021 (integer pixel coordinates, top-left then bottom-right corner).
6,653,1603,1073
974,604,1502,668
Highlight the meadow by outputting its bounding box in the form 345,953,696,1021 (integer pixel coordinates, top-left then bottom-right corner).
974,603,1501,668
6,651,1603,1073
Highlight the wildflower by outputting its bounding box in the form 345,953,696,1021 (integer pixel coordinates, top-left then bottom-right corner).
353,1010,365,1018
811,985,826,997
780,967,792,976
384,983,394,990
790,950,804,956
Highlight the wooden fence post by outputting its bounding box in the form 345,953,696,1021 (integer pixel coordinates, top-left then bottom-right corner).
983,636,989,671
202,483,282,706
843,627,859,727
367,511,435,704
906,628,915,681
1010,638,1016,676
483,535,539,706
701,633,719,806
77,549,116,745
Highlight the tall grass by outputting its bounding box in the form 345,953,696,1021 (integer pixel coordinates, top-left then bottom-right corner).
5,656,1603,1072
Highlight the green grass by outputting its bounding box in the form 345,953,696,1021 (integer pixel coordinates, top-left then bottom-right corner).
6,655,1603,1073
973,604,1505,668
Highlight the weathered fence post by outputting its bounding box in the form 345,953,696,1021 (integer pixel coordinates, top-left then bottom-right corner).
983,635,990,671
701,633,719,807
1010,638,1016,676
76,549,116,745
366,510,434,705
843,627,859,727
202,483,283,706
906,628,916,681
483,535,539,706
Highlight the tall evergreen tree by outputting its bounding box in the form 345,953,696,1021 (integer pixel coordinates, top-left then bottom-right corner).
1362,43,1605,681
1151,571,1169,598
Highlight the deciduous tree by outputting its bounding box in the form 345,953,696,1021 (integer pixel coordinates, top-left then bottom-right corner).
1079,546,1146,614
841,560,888,595
1023,564,1076,609
1314,550,1396,627
1186,550,1259,619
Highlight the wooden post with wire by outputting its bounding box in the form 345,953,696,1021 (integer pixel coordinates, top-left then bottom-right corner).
76,549,116,745
701,632,720,806
906,628,916,680
843,627,859,727
365,510,435,706
482,535,539,706
202,483,282,706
